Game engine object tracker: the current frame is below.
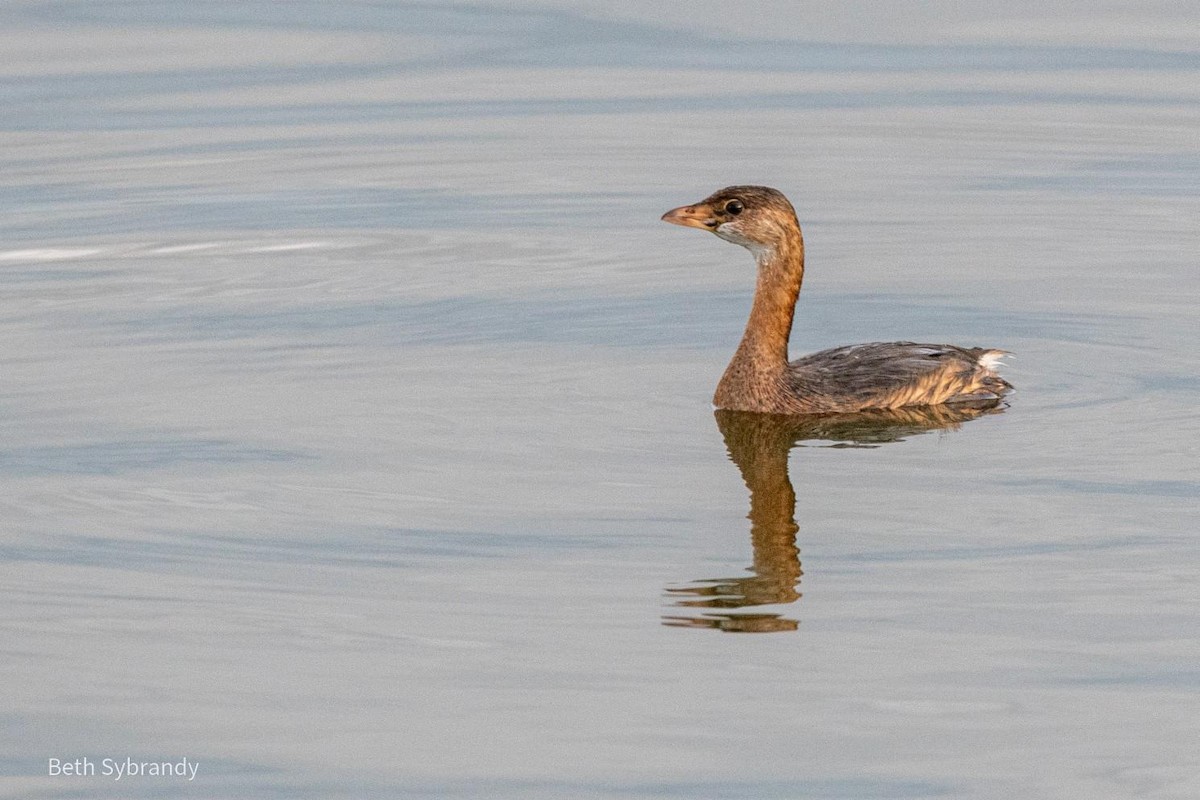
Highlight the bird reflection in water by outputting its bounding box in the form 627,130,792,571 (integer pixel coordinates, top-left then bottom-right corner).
663,403,1005,632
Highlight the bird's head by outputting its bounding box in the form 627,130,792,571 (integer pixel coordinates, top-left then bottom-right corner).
661,185,800,260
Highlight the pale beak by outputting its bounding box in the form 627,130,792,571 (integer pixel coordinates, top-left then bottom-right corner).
661,203,717,230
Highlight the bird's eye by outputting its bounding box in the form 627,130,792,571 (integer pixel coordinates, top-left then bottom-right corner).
724,200,744,215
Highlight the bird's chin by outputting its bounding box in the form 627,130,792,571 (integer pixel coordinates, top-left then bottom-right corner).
715,226,773,260
713,225,752,246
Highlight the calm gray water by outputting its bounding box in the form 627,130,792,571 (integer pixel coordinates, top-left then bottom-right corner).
2,2,1198,798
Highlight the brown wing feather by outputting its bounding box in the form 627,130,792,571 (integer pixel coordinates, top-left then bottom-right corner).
788,342,1011,412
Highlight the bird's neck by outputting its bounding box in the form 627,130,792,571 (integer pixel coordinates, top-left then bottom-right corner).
717,225,805,403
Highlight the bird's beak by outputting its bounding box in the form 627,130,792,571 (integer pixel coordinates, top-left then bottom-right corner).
661,203,717,230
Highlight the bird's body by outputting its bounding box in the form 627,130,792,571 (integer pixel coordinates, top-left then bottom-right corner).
717,339,1011,415
663,186,1011,415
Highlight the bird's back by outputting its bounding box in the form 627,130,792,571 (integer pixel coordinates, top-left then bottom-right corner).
787,341,1012,413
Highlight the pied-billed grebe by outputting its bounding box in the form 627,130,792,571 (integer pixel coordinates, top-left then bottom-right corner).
663,186,1012,414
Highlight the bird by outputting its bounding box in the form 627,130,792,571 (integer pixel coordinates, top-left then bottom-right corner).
662,185,1012,415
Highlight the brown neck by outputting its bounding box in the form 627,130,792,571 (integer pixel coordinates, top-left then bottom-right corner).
715,223,804,404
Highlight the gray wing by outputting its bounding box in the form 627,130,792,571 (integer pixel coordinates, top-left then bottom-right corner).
789,341,1011,409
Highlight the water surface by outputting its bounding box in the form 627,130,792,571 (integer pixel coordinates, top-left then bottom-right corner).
1,2,1198,798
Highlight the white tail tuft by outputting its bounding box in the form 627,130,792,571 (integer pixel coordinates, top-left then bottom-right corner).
978,350,1011,372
